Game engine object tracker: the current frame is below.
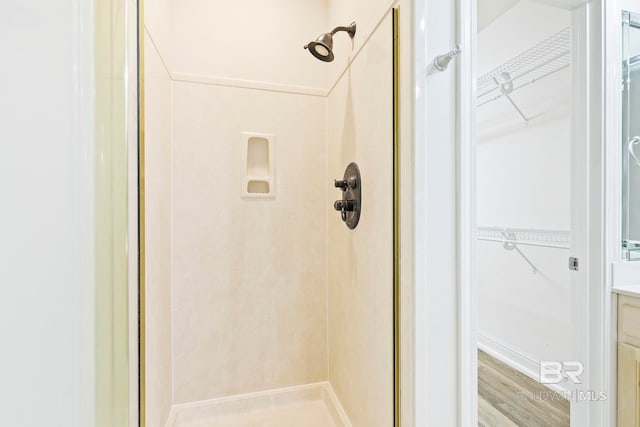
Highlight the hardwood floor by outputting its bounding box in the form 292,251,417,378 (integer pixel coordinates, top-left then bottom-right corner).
478,349,570,427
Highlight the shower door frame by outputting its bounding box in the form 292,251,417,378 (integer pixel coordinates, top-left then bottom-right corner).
455,1,612,426
134,3,408,427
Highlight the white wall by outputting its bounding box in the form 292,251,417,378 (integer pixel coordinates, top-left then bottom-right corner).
477,1,573,368
421,0,460,423
0,1,95,426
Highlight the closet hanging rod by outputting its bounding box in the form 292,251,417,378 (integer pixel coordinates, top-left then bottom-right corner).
477,236,570,250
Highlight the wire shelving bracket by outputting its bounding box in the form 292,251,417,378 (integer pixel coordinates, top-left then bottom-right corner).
477,226,571,274
477,27,571,123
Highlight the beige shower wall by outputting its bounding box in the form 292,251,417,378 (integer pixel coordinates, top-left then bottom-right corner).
327,12,394,427
145,0,329,89
325,0,398,88
143,0,332,409
144,31,173,427
171,82,328,404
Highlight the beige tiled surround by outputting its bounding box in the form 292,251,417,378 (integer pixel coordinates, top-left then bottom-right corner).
144,31,173,427
171,82,328,403
327,12,394,427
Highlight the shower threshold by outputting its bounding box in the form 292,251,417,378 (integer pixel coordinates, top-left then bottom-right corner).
167,382,351,427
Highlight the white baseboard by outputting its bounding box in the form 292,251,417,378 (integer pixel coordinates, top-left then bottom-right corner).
478,332,569,395
165,382,352,427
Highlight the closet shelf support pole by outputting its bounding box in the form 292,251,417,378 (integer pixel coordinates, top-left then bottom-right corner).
501,232,537,274
504,93,530,125
492,76,529,124
512,245,537,274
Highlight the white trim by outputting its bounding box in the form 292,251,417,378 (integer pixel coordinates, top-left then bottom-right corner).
603,0,622,426
569,4,592,426
170,72,327,97
165,382,351,427
74,0,96,423
410,1,427,425
420,0,460,423
398,1,418,426
608,1,623,266
457,0,477,425
478,333,570,396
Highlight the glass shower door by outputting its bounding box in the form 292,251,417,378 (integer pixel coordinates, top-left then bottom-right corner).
94,0,136,424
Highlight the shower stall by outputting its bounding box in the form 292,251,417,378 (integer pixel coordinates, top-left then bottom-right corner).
143,1,400,425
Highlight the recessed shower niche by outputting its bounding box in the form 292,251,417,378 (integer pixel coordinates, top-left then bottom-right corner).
242,132,275,198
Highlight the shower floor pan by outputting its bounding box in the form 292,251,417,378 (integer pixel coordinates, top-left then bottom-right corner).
167,382,351,427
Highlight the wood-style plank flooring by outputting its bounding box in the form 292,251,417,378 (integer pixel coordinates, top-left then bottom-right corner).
478,349,570,427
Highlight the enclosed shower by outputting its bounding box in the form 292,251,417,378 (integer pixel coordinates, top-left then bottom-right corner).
143,1,399,426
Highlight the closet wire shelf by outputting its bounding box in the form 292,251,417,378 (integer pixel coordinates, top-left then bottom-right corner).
477,226,571,250
477,27,571,108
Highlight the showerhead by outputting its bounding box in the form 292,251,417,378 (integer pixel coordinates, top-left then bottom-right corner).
304,22,356,63
305,33,335,62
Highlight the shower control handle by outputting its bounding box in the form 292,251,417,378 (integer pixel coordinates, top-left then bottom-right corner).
332,162,361,229
334,200,356,212
334,179,357,191
334,199,356,222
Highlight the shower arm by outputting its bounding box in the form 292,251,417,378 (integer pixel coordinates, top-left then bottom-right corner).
330,23,356,39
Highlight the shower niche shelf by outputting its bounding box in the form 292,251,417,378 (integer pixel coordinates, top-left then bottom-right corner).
242,132,275,199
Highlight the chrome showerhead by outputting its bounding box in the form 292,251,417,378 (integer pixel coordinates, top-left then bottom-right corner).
304,22,356,63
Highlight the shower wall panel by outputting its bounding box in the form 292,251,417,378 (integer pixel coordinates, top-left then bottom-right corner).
325,0,397,88
327,12,394,427
171,82,328,404
147,0,329,90
144,31,173,427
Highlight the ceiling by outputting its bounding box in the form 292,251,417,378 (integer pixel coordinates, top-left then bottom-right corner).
478,0,588,31
477,0,519,32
